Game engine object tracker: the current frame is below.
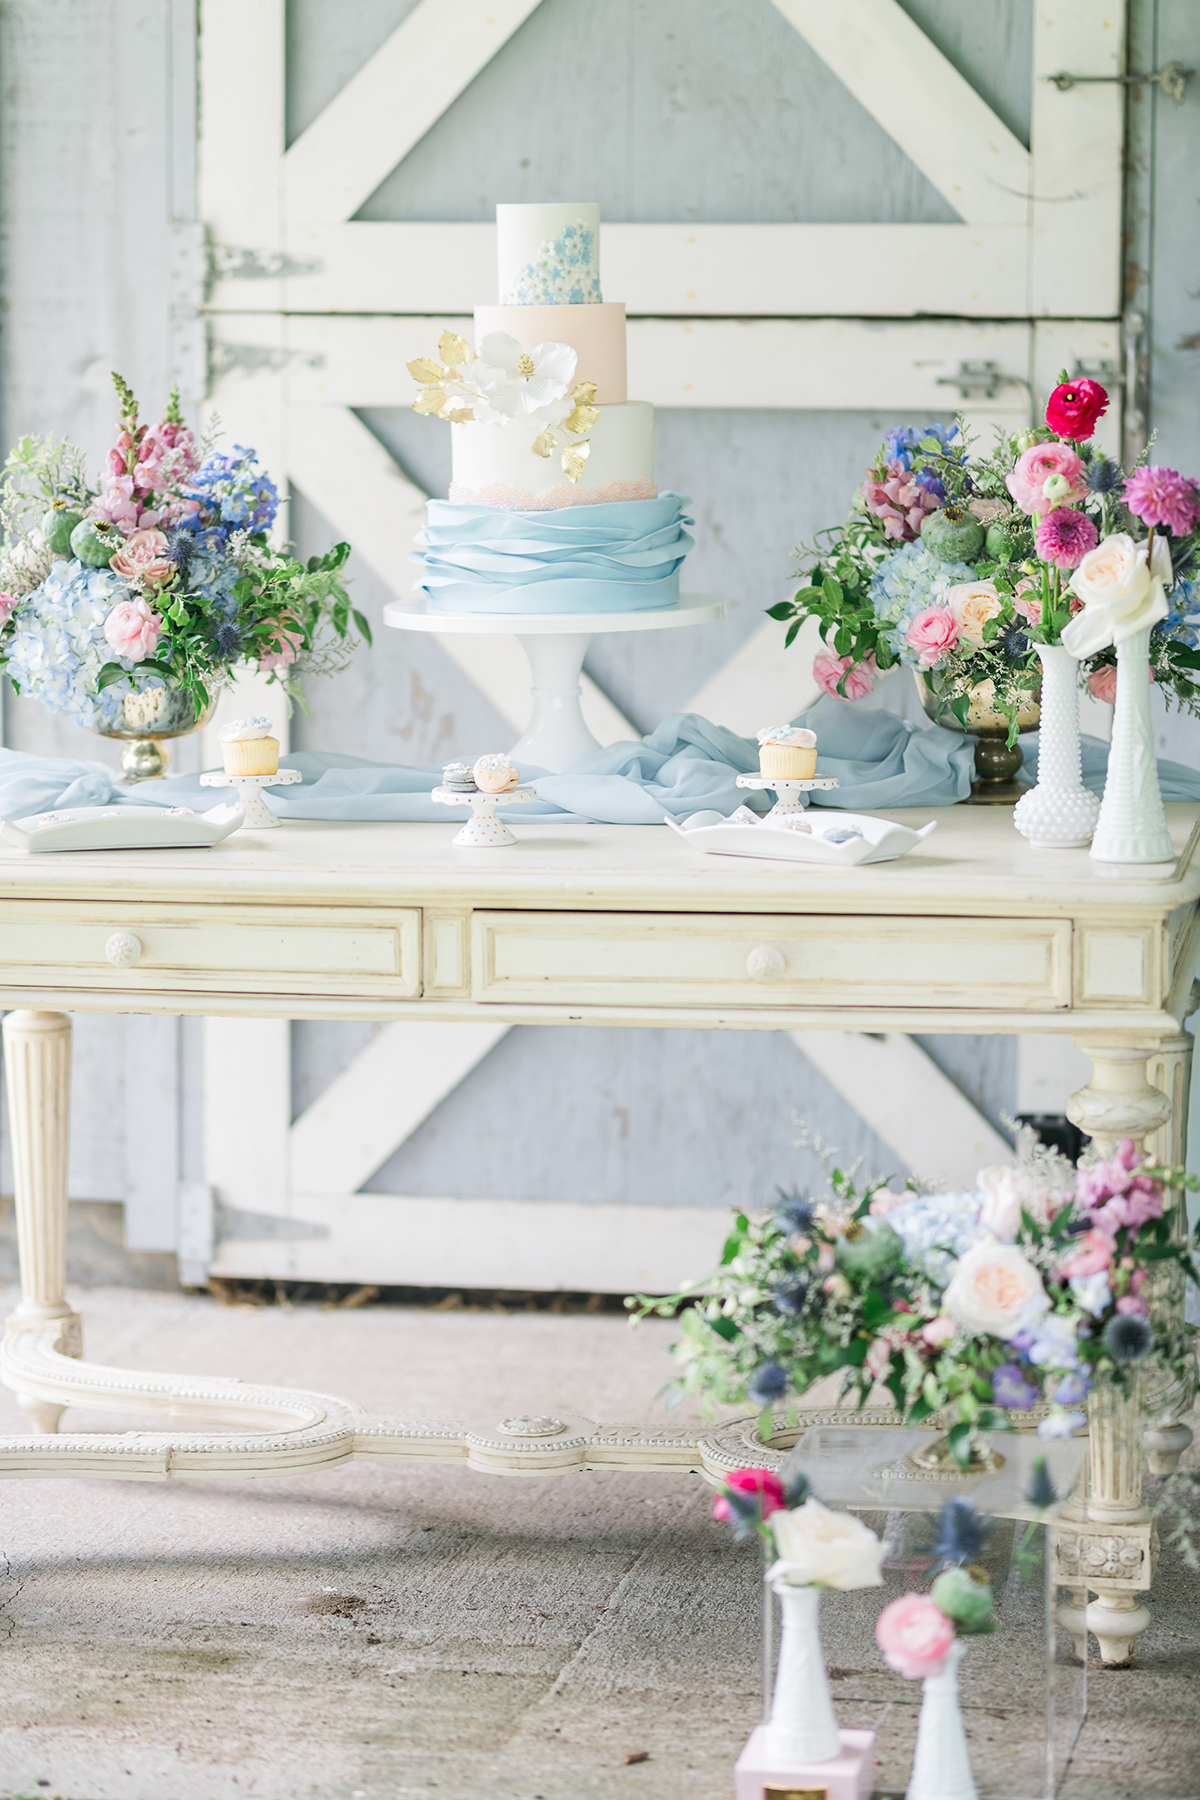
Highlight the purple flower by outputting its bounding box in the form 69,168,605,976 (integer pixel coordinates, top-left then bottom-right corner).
1124,466,1200,536
991,1362,1039,1410
1054,1370,1092,1406
1035,507,1099,570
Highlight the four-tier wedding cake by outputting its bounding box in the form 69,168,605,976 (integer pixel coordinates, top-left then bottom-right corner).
409,202,692,615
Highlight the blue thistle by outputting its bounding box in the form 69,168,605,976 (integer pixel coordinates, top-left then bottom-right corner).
777,1451,811,1510
1086,455,1123,496
1101,1314,1152,1363
215,621,242,659
747,1361,789,1407
165,528,198,572
998,622,1031,662
1025,1456,1058,1511
924,1497,991,1572
773,1191,816,1236
771,1278,810,1317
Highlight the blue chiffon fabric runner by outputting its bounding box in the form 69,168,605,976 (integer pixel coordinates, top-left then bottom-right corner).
411,492,694,613
3,693,1200,823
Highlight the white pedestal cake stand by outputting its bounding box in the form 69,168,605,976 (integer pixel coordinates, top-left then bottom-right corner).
735,773,840,821
431,783,536,846
383,595,724,774
199,767,302,829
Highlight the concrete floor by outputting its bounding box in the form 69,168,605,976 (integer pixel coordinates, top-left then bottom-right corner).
0,1288,1195,1800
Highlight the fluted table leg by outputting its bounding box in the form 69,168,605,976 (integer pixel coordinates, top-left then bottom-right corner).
2,1011,81,1432
1143,1018,1197,1475
1063,1039,1173,1663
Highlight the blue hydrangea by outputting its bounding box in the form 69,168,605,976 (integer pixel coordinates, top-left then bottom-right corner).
869,541,977,664
884,1191,988,1285
4,559,139,728
181,447,278,542
181,529,240,618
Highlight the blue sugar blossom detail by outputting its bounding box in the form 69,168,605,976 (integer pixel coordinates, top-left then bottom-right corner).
869,542,977,665
506,220,603,306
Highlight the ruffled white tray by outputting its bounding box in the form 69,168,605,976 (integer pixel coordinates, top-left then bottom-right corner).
0,803,244,853
664,808,938,867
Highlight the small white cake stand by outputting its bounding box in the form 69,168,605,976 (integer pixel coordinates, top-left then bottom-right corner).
431,783,537,846
383,595,724,774
199,767,303,829
736,772,840,822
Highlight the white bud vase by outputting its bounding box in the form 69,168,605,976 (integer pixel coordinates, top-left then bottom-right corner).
906,1639,977,1800
1013,642,1099,847
761,1580,841,1765
1090,624,1173,864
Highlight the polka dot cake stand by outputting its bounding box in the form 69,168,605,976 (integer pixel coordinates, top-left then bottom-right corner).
431,783,538,847
199,767,303,829
735,773,840,823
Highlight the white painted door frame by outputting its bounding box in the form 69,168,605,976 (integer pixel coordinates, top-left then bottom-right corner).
189,0,1126,1288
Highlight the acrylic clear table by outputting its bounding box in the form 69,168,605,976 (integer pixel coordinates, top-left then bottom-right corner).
383,594,724,772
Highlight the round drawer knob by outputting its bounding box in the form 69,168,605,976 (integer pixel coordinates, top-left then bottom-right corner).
105,930,142,970
746,944,786,984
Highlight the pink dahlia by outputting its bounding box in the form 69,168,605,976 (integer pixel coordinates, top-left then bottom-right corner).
1035,507,1098,569
813,649,876,700
1123,466,1200,537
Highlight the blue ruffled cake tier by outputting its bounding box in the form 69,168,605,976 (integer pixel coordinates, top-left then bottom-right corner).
411,493,694,615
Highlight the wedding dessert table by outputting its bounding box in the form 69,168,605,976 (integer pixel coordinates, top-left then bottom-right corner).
0,803,1197,1666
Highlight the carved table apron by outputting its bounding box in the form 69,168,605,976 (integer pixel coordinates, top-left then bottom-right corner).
1,805,1198,1664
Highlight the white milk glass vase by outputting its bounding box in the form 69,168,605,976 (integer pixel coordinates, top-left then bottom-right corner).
1090,624,1173,864
761,1579,841,1765
906,1638,977,1800
1013,642,1100,848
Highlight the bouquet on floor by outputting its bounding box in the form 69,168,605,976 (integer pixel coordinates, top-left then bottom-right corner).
629,1138,1198,1465
770,377,1200,738
0,373,369,729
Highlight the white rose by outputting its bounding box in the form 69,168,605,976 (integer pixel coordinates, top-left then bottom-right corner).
942,1240,1047,1341
946,580,1004,649
1061,532,1170,657
768,1498,885,1590
976,1165,1024,1241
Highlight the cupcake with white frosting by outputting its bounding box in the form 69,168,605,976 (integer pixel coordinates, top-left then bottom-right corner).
757,724,817,781
220,716,279,776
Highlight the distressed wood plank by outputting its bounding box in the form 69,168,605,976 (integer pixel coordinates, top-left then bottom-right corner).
1030,2,1124,317
772,0,1029,224
283,0,544,224
204,221,1031,317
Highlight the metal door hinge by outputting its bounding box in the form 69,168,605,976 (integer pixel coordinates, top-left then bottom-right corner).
934,361,1021,401
1044,61,1192,104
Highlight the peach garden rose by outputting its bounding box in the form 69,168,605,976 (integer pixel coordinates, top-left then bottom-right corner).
946,579,1004,649
942,1240,1046,1340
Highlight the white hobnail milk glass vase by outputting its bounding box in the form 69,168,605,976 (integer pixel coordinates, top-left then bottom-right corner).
761,1580,841,1765
1013,643,1100,848
906,1639,977,1800
1090,624,1173,864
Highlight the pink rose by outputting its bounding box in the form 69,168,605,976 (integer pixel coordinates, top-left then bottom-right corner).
921,1315,956,1349
0,591,19,625
1012,578,1042,627
1115,1294,1150,1320
968,497,1008,522
813,650,876,701
257,626,303,672
103,597,164,662
875,1593,956,1680
1059,1228,1114,1278
713,1467,785,1524
905,606,960,669
1006,443,1087,516
1087,663,1154,706
109,527,174,586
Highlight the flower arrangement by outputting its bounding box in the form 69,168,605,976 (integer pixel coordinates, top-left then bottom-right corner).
630,1138,1198,1465
770,379,1200,739
0,374,369,729
408,329,599,484
711,1464,886,1591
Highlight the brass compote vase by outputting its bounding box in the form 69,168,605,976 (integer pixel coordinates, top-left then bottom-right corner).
915,670,1040,805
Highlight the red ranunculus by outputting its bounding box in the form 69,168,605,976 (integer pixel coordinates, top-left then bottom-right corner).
1045,379,1109,441
712,1467,785,1524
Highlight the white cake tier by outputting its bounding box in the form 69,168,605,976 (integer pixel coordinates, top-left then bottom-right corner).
475,302,626,404
496,202,602,306
450,401,655,511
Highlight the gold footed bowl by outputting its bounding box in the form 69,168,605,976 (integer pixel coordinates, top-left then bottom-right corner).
90,683,216,782
915,670,1040,805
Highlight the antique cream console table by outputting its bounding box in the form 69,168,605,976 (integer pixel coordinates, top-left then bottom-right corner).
0,803,1198,1664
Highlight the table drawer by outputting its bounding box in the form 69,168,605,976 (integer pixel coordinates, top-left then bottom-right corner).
472,912,1071,1010
0,902,421,998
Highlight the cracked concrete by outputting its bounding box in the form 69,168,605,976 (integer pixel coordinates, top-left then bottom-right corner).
0,1288,1194,1800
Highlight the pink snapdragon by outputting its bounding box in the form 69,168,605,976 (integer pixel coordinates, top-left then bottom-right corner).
813,650,876,701
1035,507,1098,570
1006,443,1087,516
103,598,164,662
1059,1228,1114,1277
905,606,959,668
1124,466,1200,537
861,461,941,543
135,417,201,493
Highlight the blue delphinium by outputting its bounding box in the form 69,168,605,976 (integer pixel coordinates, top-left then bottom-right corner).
1153,577,1200,650
869,542,977,664
925,1496,990,1573
5,559,134,728
182,447,279,542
